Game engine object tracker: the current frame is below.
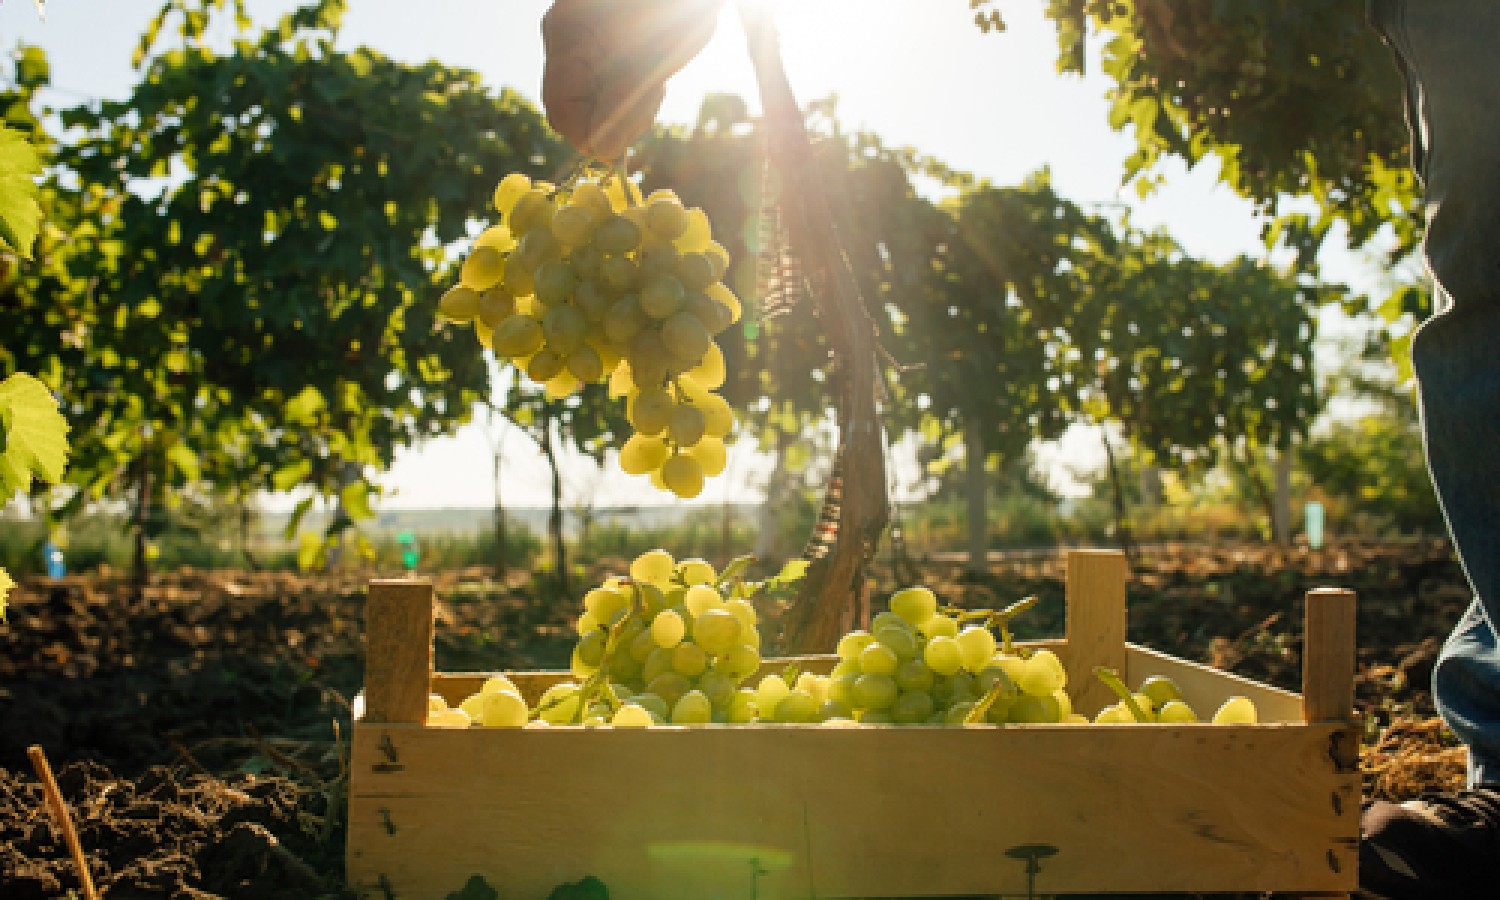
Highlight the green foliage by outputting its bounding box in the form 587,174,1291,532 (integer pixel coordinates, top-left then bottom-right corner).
0,125,43,259
0,372,69,498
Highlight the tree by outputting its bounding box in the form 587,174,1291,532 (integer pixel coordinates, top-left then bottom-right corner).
4,1,567,578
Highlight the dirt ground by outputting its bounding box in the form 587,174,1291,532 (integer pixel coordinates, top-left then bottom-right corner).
0,540,1470,898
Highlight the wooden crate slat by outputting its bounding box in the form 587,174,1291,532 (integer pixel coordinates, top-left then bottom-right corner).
348,722,1358,899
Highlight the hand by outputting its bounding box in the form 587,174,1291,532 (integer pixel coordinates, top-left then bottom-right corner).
541,0,726,161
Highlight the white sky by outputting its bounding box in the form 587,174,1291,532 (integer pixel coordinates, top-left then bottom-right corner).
1,0,1399,510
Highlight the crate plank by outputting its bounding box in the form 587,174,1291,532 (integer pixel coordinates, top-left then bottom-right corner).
348,721,1358,899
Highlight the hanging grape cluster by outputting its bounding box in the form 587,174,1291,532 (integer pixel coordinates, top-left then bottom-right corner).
437,172,741,499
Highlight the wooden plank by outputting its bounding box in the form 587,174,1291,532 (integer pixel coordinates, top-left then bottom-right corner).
364,580,434,725
1125,644,1306,724
1061,550,1128,715
347,721,1357,899
1303,588,1357,725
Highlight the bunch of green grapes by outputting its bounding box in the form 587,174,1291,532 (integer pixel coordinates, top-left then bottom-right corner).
816,587,1085,725
1092,670,1260,724
545,548,767,726
436,171,741,500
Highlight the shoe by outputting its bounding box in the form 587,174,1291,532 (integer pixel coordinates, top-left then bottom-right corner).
1360,785,1500,899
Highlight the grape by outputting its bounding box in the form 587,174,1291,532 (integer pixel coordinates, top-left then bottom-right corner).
683,584,722,616
493,315,544,358
671,641,708,678
612,703,653,728
661,453,705,499
894,658,936,693
1211,696,1258,724
575,628,607,668
640,272,687,319
551,204,596,247
1008,693,1061,724
600,254,639,293
1018,648,1066,696
674,207,711,252
676,558,716,585
858,642,899,676
566,345,603,382
628,329,672,388
476,288,517,328
642,646,674,683
729,689,758,723
603,293,648,344
698,670,736,708
630,549,675,584
675,251,717,292
1138,674,1185,711
594,215,642,255
756,673,790,713
890,586,938,626
1158,700,1199,723
428,707,473,728
661,310,710,363
775,689,819,724
543,371,581,401
685,342,726,390
924,636,962,676
687,436,728,477
492,173,532,216
721,643,760,680
475,690,529,728
851,672,898,710
692,608,742,656
508,188,553,236
534,261,579,307
650,609,686,648
526,348,565,384
460,246,506,291
646,671,692,706
891,690,935,724
667,403,707,448
482,674,520,695
671,690,713,724
536,683,582,724
956,626,998,673
918,613,960,640
629,385,674,436
619,434,670,476
439,285,481,322
644,194,689,240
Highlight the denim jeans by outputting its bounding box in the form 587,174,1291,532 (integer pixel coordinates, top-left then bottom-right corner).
1370,0,1500,786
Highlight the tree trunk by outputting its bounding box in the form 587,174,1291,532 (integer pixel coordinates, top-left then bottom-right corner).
1272,445,1292,545
130,448,152,600
965,418,988,574
541,410,570,598
742,6,888,654
1100,428,1135,565
493,446,509,577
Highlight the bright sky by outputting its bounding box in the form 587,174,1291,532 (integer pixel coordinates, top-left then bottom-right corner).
2,0,1396,511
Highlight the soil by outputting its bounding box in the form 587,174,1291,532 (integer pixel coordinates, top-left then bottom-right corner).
0,541,1472,898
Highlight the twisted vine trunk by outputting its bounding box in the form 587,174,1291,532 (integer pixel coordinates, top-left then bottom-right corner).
742,7,888,654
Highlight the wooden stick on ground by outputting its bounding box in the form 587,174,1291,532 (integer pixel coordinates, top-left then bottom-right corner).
27,744,101,900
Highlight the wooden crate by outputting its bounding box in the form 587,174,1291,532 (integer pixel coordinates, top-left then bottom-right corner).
346,550,1360,899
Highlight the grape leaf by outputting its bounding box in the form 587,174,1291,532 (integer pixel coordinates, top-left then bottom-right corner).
0,372,70,497
0,125,43,259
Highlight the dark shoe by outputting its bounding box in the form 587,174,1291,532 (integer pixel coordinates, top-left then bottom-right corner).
1360,785,1500,899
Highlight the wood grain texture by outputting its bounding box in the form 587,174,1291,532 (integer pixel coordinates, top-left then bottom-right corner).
363,580,434,725
1061,549,1129,715
348,721,1358,899
1303,587,1357,724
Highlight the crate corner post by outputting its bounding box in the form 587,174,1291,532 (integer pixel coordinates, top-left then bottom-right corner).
1064,549,1128,714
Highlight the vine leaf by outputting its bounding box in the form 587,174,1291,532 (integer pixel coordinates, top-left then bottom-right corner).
0,125,43,259
0,372,70,497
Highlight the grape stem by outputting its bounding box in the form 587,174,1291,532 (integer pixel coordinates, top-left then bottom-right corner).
963,669,1017,725
613,161,644,207
1093,666,1152,723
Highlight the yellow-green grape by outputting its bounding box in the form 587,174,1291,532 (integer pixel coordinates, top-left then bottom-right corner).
703,243,732,282
493,172,532,216
892,690,935,724
1138,674,1185,711
723,597,756,630
628,329,672,389
566,345,604,382
924,635,962,676
536,683,582,724
543,371,580,401
859,642,899,676
493,315,545,358
918,613,959,640
574,278,611,321
574,629,607,673
460,246,507,291
482,674,520,695
685,342,725,390
691,608,742,656
837,630,875,660
1158,700,1199,723
676,557,716,585
508,187,553,236
641,646,674,683
650,608,686,648
894,658,936,693
476,287,517,328
889,586,938,626
726,689,756,723
851,672,898,710
639,272,687,320
721,643,760,680
637,239,680,280
428,707,473,728
772,690,817,724
514,228,561,275
475,690,529,727
551,203,597,248
1008,693,1061,723
594,215,642,255
955,625,998,673
604,293,648,345
671,689,713,724
612,703,653,727
629,385,674,436
687,436,727,478
428,694,449,714
661,310,710,364
666,403,707,448
661,453,705,499
628,627,658,664
570,180,612,220
675,252,717,292
683,584,722,616
873,623,918,660
697,670,736,708
630,548,676,584
644,193,689,240
755,673,790,716
1018,648,1066,696
671,641,708,678
540,304,587,353
673,207,712,252
600,254,639,293
526,348,565,384
473,223,517,254
534,261,579,307
619,433,670,476
501,262,535,299
685,290,734,335
583,585,629,621
1094,702,1134,724
1211,696,1258,724
438,285,480,323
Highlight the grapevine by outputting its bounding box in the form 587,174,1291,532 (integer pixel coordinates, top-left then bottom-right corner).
438,170,741,499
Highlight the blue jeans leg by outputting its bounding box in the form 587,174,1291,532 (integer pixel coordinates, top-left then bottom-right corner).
1370,0,1500,787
